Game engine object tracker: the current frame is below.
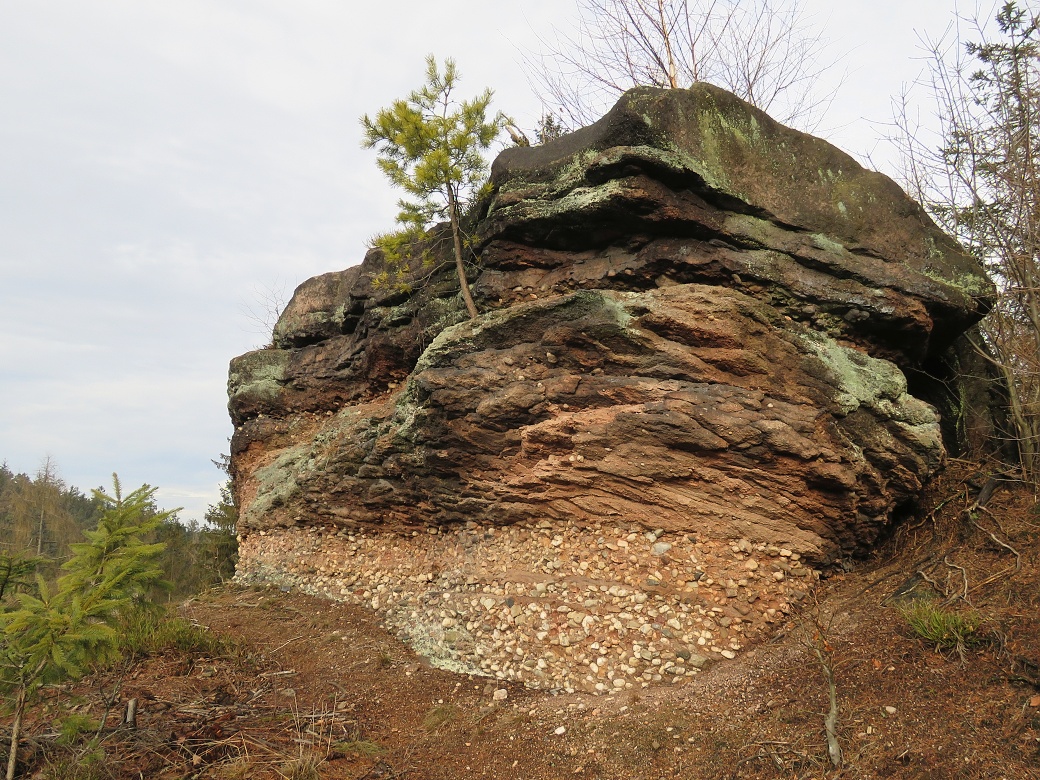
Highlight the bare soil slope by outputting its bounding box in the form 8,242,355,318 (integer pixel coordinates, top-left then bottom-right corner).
21,465,1040,779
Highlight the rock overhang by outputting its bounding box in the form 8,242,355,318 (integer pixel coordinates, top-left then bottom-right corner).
483,84,992,361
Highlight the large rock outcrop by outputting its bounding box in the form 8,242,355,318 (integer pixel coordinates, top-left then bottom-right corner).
227,85,992,690
230,85,990,559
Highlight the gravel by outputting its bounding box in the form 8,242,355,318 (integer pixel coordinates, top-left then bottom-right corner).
235,521,817,694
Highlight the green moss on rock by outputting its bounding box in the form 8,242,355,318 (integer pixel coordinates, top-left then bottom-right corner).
488,84,992,304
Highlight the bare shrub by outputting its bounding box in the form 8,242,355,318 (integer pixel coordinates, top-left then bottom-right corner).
524,0,840,131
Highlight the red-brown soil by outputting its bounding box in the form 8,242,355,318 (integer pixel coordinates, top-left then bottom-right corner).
15,463,1040,779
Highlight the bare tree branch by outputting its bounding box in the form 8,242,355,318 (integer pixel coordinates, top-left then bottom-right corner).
524,0,841,132
891,3,1040,483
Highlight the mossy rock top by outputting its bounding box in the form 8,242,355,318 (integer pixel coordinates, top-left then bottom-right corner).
490,84,991,301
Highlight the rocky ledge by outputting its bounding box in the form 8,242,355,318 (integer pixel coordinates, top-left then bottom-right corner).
229,84,993,690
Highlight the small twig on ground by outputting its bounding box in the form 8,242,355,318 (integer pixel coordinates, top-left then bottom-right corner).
970,564,1021,594
977,503,1012,536
272,635,306,654
796,592,844,769
942,557,971,606
729,740,816,778
94,663,129,741
854,568,900,598
914,569,946,598
969,513,1022,570
813,642,843,769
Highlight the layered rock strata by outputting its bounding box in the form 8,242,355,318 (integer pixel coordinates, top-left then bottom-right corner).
229,85,992,689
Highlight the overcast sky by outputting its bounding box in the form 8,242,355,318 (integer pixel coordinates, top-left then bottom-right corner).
0,0,987,520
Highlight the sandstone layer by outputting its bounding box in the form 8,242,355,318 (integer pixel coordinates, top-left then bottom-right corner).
229,85,992,688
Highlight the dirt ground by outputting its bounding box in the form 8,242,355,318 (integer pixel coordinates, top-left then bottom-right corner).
19,463,1040,779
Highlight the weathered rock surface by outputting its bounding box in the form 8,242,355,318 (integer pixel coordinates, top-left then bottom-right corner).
236,285,943,559
479,86,989,365
228,85,992,689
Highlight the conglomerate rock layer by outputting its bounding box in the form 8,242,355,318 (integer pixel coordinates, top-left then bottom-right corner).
228,85,992,688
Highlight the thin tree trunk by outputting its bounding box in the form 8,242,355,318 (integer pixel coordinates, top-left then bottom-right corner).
815,648,843,768
446,187,479,320
7,688,24,780
657,0,679,87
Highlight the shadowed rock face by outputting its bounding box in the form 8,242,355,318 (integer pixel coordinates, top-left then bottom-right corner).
228,85,992,563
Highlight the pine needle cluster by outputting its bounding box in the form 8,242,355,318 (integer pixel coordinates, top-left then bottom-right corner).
361,55,505,318
0,475,172,780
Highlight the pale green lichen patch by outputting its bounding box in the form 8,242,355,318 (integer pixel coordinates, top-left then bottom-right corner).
548,179,632,213
920,266,990,297
801,330,905,414
228,349,290,406
798,330,944,466
245,444,308,526
491,178,631,227
799,330,938,425
229,349,289,384
722,213,777,248
406,622,484,676
810,233,848,255
700,102,760,148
